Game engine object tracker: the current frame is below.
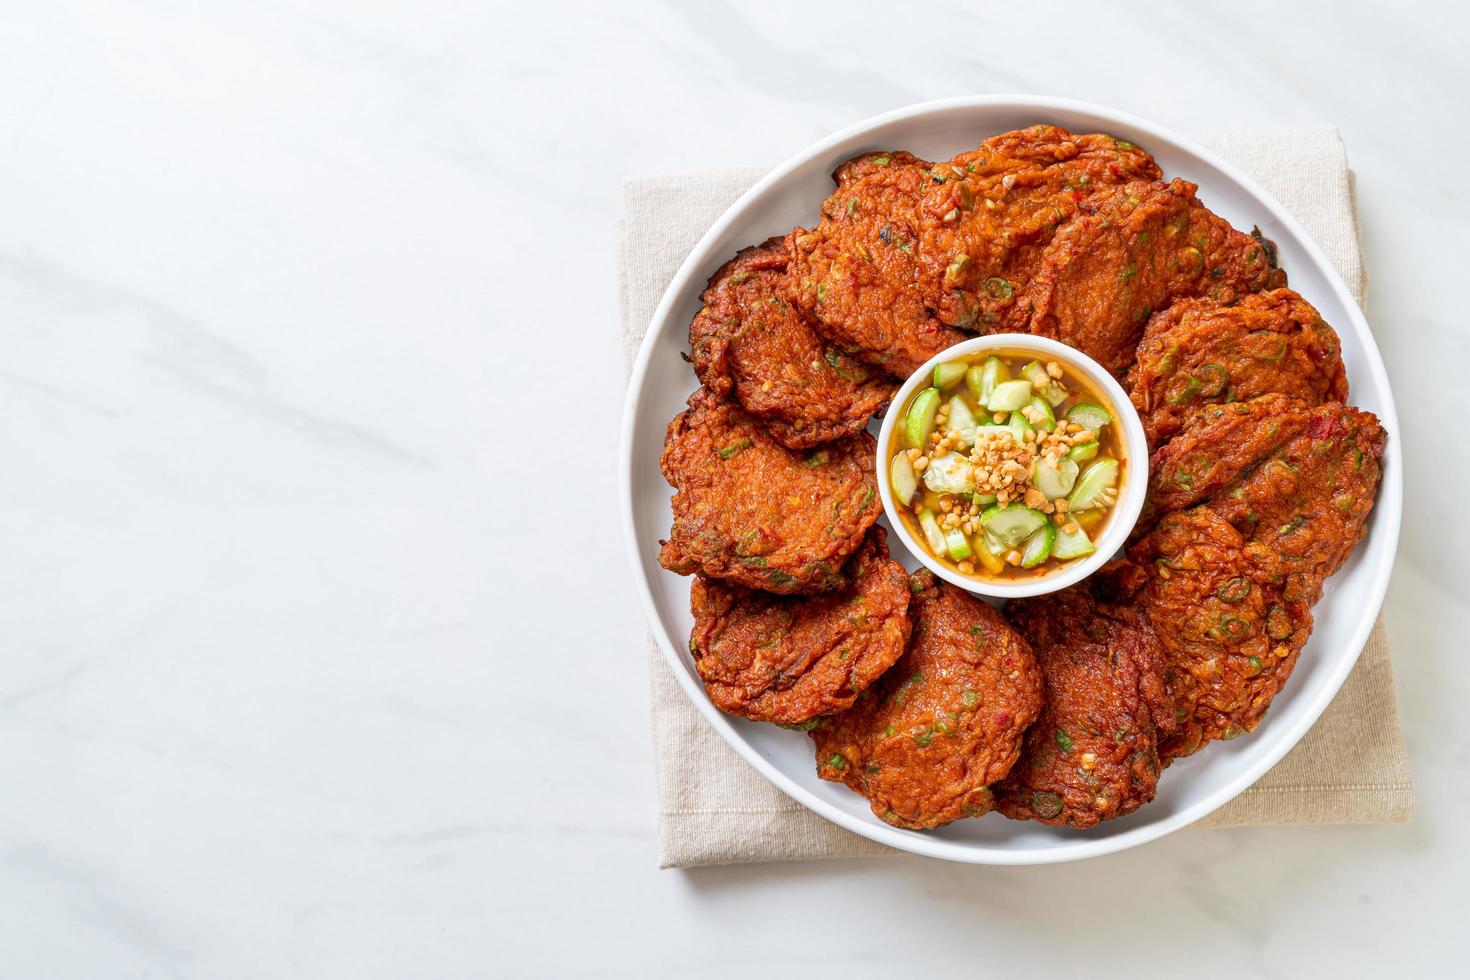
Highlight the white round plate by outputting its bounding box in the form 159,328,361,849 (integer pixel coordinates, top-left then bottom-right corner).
619,95,1401,865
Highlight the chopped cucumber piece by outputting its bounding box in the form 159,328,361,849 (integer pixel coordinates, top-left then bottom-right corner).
1033,457,1080,499
1019,360,1067,406
986,379,1033,412
922,451,976,495
917,509,947,554
1052,522,1095,560
944,528,973,561
1066,401,1112,431
1067,458,1120,512
974,532,1007,574
933,360,968,391
890,453,919,505
971,492,997,507
1026,396,1057,432
945,396,979,448
980,504,1048,548
904,388,941,449
1006,411,1035,444
1066,441,1099,465
1019,519,1057,568
964,364,987,404
979,356,1009,402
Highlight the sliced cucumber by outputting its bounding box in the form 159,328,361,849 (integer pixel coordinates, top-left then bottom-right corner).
972,356,1009,404
1052,522,1095,560
922,451,976,495
1020,360,1049,388
1033,457,1080,499
964,364,987,404
1026,396,1057,432
1066,441,1099,465
917,508,947,554
986,379,1033,412
1066,401,1112,431
980,504,1048,548
890,453,919,505
904,387,941,449
971,492,998,507
1067,458,1120,512
974,532,1007,574
944,528,973,561
1020,360,1067,406
1006,411,1035,444
933,360,968,391
945,396,979,448
1019,519,1057,568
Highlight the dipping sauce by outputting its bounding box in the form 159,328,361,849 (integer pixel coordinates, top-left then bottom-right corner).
887,351,1127,579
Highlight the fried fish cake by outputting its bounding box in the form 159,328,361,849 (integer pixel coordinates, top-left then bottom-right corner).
1208,404,1385,606
1019,179,1288,375
790,130,1161,365
997,589,1173,828
1130,289,1348,446
788,158,969,377
1141,399,1385,600
688,527,911,724
922,125,1162,331
1122,507,1313,761
812,570,1043,829
690,238,893,450
1142,393,1315,525
659,388,880,594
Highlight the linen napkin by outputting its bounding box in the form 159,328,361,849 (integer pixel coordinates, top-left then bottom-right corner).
620,125,1414,868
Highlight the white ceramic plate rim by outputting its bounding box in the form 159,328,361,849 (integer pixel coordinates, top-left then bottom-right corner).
876,333,1150,599
619,95,1402,865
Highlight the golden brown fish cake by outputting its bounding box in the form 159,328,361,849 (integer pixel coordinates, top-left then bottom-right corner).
1130,289,1348,447
1019,178,1288,375
688,528,911,725
788,160,969,377
811,571,1043,829
1119,507,1313,761
997,589,1173,828
922,125,1162,331
659,388,881,594
689,238,893,449
1142,393,1316,529
1208,404,1385,606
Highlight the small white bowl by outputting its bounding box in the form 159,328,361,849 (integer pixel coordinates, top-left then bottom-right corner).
876,334,1149,600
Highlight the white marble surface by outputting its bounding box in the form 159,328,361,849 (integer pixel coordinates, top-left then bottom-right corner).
0,1,1462,976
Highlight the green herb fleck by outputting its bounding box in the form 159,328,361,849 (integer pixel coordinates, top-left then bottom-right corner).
717,438,752,459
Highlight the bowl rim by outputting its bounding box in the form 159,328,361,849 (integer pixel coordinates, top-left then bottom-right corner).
618,94,1402,865
876,333,1149,599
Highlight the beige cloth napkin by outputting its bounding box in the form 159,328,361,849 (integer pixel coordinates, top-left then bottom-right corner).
620,125,1414,868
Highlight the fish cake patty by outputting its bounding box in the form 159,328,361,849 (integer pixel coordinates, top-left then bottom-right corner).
1142,393,1315,528
812,571,1043,829
1123,507,1313,761
1208,404,1385,606
1019,178,1287,375
997,589,1173,828
689,238,893,449
1130,289,1348,447
688,528,912,724
659,388,881,594
789,155,969,378
924,125,1162,331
